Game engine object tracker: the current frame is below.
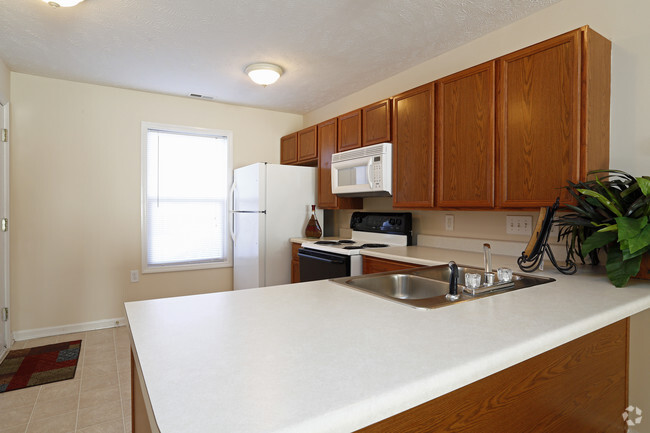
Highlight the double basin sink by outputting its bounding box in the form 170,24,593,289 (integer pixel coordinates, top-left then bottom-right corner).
331,264,555,309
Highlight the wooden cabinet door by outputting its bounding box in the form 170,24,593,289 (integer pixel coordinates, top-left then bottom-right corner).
280,133,297,165
496,30,581,207
362,99,392,146
392,83,435,208
297,126,318,163
318,119,362,209
436,61,495,208
291,243,301,283
317,119,339,209
363,256,421,274
338,109,362,152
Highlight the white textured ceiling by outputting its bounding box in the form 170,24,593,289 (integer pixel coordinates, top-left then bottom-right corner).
0,0,561,114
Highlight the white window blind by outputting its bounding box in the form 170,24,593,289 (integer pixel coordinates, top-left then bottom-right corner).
142,124,232,272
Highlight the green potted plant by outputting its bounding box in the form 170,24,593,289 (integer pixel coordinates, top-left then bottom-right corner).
557,169,650,287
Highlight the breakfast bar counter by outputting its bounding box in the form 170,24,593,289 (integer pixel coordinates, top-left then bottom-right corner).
125,248,650,432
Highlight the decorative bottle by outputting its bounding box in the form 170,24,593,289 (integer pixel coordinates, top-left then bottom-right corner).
305,205,322,238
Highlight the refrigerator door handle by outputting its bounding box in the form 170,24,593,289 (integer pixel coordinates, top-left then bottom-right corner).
229,180,237,243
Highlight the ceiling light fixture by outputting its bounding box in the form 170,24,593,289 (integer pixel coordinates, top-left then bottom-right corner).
43,0,85,7
245,63,283,86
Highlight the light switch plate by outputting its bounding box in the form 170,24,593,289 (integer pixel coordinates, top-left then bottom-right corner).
506,216,533,236
445,215,454,231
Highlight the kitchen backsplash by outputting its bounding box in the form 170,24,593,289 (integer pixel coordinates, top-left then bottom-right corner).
330,197,563,246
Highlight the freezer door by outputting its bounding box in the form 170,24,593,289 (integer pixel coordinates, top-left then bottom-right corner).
233,163,266,212
233,212,265,290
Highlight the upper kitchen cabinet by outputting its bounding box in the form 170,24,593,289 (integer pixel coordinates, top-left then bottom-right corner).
362,99,392,146
392,83,435,208
280,133,298,165
436,61,495,208
317,118,363,209
338,109,362,152
496,26,610,208
297,125,318,165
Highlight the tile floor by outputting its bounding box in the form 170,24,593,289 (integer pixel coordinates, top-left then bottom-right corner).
0,327,131,433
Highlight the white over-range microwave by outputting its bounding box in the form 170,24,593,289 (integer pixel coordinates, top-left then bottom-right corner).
331,142,392,197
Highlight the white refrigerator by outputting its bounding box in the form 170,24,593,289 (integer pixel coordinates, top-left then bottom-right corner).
231,162,323,290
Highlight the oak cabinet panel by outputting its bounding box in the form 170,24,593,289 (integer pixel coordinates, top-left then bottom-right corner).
362,99,392,146
317,118,363,210
436,61,495,208
392,83,435,209
358,319,628,432
297,125,318,164
338,109,362,152
291,242,301,283
280,133,298,165
496,27,610,208
362,256,421,274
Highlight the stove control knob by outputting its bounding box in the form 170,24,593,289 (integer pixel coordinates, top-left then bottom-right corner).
389,218,396,225
396,219,402,226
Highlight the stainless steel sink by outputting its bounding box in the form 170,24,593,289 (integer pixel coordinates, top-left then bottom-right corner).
331,264,555,309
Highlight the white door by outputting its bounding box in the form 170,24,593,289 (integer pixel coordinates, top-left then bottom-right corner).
0,103,9,352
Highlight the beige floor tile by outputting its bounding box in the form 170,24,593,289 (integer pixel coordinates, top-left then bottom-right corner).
119,384,131,402
0,424,28,433
117,372,130,389
121,398,131,418
22,336,59,349
31,395,78,420
77,418,125,433
9,340,26,350
81,371,119,393
83,349,115,364
116,357,130,375
38,378,81,401
25,410,76,433
77,400,122,430
84,331,114,347
83,360,117,377
3,404,35,429
0,387,40,411
115,348,129,362
79,385,120,409
56,332,86,343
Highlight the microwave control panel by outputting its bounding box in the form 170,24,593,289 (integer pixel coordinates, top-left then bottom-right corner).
371,156,382,188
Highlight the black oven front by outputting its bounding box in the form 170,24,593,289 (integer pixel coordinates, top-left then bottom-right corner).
298,248,351,282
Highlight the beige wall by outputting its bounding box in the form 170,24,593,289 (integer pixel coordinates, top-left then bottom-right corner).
10,73,302,332
0,57,9,105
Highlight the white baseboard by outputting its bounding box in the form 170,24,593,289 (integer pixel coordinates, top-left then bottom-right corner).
13,317,127,342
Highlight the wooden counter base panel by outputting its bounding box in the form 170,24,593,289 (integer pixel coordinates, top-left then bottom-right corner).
357,319,628,433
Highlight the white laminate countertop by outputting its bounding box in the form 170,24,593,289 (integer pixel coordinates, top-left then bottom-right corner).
125,246,650,433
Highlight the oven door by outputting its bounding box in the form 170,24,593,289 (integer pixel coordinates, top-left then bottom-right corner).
298,248,351,282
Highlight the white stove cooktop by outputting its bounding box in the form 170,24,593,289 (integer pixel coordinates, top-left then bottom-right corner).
301,231,408,256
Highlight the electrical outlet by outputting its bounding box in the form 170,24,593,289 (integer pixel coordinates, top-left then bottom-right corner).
130,270,139,283
506,216,533,236
445,214,454,231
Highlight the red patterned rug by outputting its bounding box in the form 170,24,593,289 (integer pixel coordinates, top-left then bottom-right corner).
0,340,82,393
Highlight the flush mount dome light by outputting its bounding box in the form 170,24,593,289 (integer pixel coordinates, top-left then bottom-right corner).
43,0,85,7
245,63,283,86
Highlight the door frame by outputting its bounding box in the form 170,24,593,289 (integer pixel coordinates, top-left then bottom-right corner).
1,102,10,354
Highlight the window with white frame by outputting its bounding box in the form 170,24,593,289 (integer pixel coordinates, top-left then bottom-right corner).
141,122,232,272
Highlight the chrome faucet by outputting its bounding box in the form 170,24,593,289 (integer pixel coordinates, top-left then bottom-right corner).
446,261,460,301
483,243,495,285
483,243,492,273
